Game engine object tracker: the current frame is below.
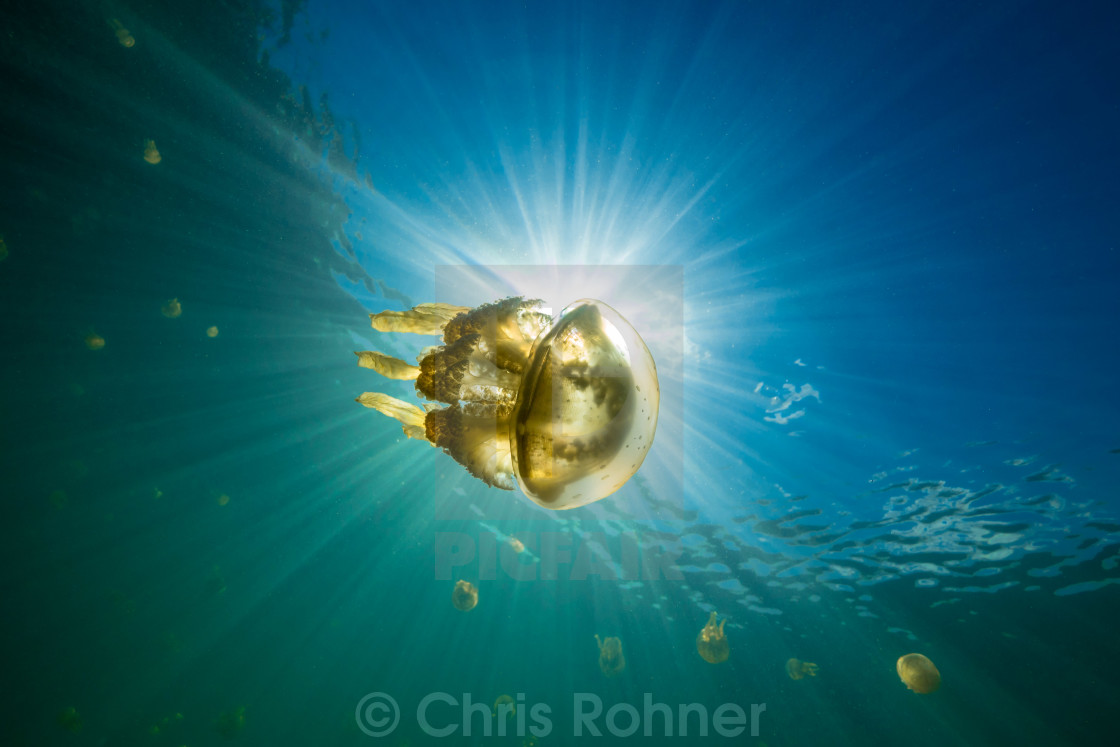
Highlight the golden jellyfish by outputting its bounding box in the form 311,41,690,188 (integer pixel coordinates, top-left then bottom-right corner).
85,332,106,350
109,18,135,47
786,658,820,680
452,579,478,611
696,611,729,664
356,297,659,510
161,297,182,318
897,653,941,694
508,537,525,554
492,694,516,720
143,139,161,165
206,325,220,338
594,634,626,677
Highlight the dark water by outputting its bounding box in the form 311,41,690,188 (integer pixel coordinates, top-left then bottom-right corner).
2,1,1119,746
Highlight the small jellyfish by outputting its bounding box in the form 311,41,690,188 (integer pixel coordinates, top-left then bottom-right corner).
696,611,729,664
206,325,220,338
508,537,525,554
143,139,161,165
897,653,941,694
0,236,8,261
85,332,105,350
215,706,246,737
786,658,820,680
161,297,182,318
594,634,626,677
452,579,478,611
356,297,659,510
109,18,135,47
57,706,82,733
492,694,516,720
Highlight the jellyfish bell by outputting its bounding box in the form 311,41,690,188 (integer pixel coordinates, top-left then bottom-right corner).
897,653,941,694
492,694,516,719
451,579,478,611
356,297,659,510
786,658,820,680
594,634,626,677
696,611,730,664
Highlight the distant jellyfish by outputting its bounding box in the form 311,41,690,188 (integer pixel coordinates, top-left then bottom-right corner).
595,634,626,677
696,611,730,663
57,706,82,733
109,18,135,47
355,297,659,510
508,537,525,554
206,326,220,338
492,694,516,720
85,332,105,350
897,653,941,694
215,706,246,737
161,297,182,318
452,580,478,611
143,139,161,164
0,236,8,261
786,658,820,680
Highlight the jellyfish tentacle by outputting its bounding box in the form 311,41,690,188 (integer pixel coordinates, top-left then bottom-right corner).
356,392,429,441
426,405,515,489
371,303,471,335
355,351,421,380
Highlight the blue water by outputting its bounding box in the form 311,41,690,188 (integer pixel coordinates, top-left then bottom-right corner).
1,1,1118,745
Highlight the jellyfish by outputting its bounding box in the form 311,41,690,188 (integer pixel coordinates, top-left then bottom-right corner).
492,694,516,720
696,611,729,663
595,634,626,677
896,653,941,694
356,297,659,510
786,658,820,680
206,326,220,338
452,579,478,611
0,236,8,262
143,139,161,164
85,331,105,350
57,706,82,733
508,537,525,554
109,18,135,47
161,297,182,318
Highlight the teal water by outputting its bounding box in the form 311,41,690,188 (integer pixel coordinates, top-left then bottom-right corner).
2,1,1119,745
